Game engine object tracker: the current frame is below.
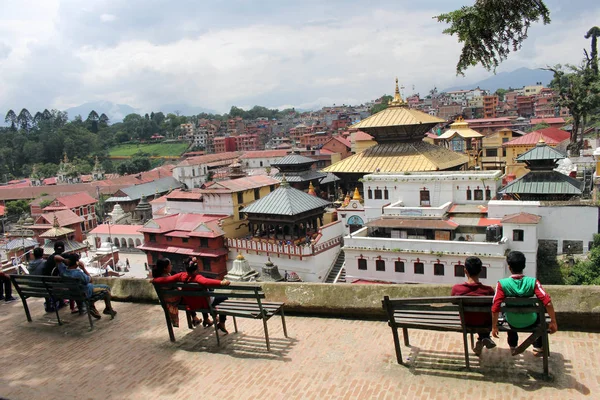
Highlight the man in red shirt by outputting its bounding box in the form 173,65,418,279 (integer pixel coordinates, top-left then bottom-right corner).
451,256,496,356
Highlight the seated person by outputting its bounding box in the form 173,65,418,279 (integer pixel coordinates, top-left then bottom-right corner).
0,271,17,302
153,259,231,333
27,247,46,275
491,251,558,356
451,256,496,356
151,258,181,327
62,254,117,319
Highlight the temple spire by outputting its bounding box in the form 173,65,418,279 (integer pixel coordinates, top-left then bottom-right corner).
388,77,407,107
352,187,363,202
308,182,317,196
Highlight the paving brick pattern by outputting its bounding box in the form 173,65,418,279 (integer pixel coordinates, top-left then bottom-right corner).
0,299,597,399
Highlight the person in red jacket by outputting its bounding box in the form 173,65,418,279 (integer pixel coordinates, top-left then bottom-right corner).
451,256,496,356
153,258,231,333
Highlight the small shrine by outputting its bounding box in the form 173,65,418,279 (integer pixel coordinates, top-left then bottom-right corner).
225,254,259,282
39,215,87,254
108,203,131,224
499,139,582,201
92,156,105,181
228,159,246,180
131,195,153,224
258,258,284,282
271,152,326,191
242,177,331,243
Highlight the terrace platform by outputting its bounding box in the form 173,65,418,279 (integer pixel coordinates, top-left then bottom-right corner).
0,299,597,399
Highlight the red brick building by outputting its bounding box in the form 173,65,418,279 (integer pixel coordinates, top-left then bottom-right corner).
214,135,260,153
321,136,352,159
138,213,228,277
30,209,85,244
483,95,499,119
42,192,98,232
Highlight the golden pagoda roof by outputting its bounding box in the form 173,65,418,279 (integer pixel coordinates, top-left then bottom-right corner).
351,79,444,131
40,226,75,238
438,117,484,140
322,141,469,174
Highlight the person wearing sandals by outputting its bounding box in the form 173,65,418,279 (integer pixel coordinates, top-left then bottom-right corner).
153,258,231,334
491,251,558,356
151,258,181,327
62,254,117,319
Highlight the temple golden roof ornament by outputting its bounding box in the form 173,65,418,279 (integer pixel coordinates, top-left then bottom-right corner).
307,181,317,196
537,137,547,146
53,214,60,228
352,187,363,202
388,77,407,107
236,253,245,260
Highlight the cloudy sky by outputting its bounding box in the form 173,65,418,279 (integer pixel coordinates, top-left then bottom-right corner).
1,0,599,115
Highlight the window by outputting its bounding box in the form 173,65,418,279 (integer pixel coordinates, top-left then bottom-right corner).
254,188,260,200
419,190,430,206
376,260,385,271
454,264,465,277
358,259,367,270
374,189,382,200
237,192,244,204
502,137,509,143
502,148,506,157
414,262,424,274
485,188,491,200
473,189,483,200
466,189,472,201
394,261,405,273
200,238,209,248
486,148,498,157
166,236,172,242
149,234,156,243
433,263,445,276
367,189,372,199
260,161,263,167
270,185,275,192
182,238,189,243
513,229,524,241
202,258,211,272
384,189,389,200
480,266,488,279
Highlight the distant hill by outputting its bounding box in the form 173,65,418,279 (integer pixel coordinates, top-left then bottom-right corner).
65,101,138,123
159,103,217,116
443,67,554,93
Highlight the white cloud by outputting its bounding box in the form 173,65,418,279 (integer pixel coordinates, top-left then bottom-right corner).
100,13,117,23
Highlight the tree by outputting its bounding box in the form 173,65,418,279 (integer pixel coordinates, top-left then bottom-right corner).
4,109,17,131
584,26,600,74
562,234,600,285
17,108,32,131
98,113,109,129
495,88,507,102
87,110,100,133
370,95,393,115
5,200,30,218
436,0,551,75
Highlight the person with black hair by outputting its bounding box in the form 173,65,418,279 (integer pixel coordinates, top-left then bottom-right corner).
451,256,496,356
152,258,181,327
63,253,117,319
491,251,557,356
27,247,46,275
153,257,231,333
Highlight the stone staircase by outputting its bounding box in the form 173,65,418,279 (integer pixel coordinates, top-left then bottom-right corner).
325,250,346,283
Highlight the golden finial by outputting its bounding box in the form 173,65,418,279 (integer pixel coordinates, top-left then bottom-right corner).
537,136,546,146
281,174,289,187
352,187,363,202
53,213,59,228
236,253,245,260
308,182,316,196
388,77,407,107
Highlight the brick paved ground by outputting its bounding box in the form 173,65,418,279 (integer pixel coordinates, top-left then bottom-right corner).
0,299,597,400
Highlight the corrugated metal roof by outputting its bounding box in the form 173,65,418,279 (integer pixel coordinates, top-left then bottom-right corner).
121,177,183,201
516,143,566,162
271,153,316,166
499,171,582,195
242,183,330,216
272,170,327,183
504,127,570,147
4,238,39,251
322,141,469,173
351,106,444,129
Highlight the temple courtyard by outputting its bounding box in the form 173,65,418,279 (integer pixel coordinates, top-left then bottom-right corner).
0,299,597,399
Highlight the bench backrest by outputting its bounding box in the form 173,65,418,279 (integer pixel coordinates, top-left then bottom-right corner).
10,274,88,301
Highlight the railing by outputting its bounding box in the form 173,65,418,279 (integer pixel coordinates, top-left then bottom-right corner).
227,236,342,258
333,262,346,284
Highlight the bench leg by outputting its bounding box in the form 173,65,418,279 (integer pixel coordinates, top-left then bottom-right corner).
86,301,95,330
233,316,238,333
462,332,471,369
20,297,32,323
470,333,475,350
402,327,410,347
213,314,221,347
262,318,271,351
542,332,549,378
280,308,288,338
54,301,63,326
160,305,176,342
185,311,193,330
391,326,403,364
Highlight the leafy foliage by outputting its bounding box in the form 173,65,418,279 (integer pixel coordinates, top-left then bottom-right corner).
370,95,393,115
5,200,30,218
562,234,600,285
436,0,551,75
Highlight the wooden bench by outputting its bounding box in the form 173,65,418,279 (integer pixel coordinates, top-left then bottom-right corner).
153,282,288,351
10,274,109,330
382,296,550,377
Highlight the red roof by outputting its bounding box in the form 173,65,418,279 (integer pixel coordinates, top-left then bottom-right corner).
504,127,570,147
0,205,5,216
331,136,352,148
353,130,374,141
177,152,241,167
139,213,227,238
43,177,57,185
56,192,97,208
36,209,84,227
240,150,289,159
89,224,144,235
137,244,227,258
530,117,566,125
501,212,541,224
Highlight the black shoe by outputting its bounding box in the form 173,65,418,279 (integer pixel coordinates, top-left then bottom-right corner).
89,307,102,320
4,296,17,303
103,308,117,318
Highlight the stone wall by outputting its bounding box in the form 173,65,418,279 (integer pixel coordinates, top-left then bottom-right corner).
95,278,600,331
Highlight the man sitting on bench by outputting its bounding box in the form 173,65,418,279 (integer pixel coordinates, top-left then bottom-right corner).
491,251,558,356
451,256,496,356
